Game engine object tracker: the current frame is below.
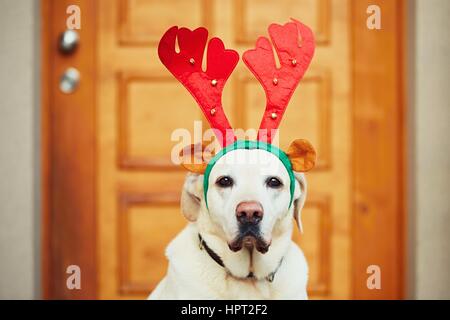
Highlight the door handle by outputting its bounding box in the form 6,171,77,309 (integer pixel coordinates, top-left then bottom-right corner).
58,29,79,54
59,67,80,94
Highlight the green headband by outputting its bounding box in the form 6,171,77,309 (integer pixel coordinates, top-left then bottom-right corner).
203,140,296,209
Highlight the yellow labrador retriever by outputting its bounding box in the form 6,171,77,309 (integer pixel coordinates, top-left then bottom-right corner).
149,18,315,299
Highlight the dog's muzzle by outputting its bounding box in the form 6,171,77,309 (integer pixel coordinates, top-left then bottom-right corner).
229,201,270,253
228,231,270,253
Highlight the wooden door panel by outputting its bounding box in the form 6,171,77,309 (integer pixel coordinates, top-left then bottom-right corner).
293,196,331,297
118,0,212,46
97,0,350,300
234,0,330,45
118,72,203,168
118,193,187,296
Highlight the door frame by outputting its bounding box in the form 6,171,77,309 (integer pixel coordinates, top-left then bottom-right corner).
41,0,98,299
41,0,407,299
350,0,407,299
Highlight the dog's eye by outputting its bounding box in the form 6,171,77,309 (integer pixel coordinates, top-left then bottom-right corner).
216,176,233,188
266,177,283,188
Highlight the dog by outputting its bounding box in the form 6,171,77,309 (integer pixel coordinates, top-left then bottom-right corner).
150,19,316,299
148,147,310,299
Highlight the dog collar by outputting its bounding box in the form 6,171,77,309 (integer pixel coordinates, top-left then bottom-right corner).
203,140,296,210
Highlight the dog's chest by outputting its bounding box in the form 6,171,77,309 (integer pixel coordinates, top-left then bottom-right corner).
215,277,275,299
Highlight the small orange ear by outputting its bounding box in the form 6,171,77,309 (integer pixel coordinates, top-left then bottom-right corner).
179,143,216,174
286,139,316,172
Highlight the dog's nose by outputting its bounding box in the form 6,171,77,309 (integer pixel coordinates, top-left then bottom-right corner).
236,201,264,224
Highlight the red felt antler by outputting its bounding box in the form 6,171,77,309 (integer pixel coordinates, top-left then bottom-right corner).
243,19,315,143
158,26,239,147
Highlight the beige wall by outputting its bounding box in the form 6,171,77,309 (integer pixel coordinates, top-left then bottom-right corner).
410,0,450,299
0,0,40,299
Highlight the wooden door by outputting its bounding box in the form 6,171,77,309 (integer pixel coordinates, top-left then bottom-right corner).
42,0,406,299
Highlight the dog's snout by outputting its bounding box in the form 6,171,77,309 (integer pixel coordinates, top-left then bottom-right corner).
236,201,263,224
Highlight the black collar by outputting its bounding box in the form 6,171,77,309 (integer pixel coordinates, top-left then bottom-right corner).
198,233,225,268
198,233,283,282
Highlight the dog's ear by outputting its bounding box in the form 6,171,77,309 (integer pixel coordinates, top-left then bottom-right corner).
180,173,204,222
286,139,316,172
179,142,216,174
293,172,307,232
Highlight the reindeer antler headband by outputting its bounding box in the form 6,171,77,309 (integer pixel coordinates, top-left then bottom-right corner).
158,19,316,208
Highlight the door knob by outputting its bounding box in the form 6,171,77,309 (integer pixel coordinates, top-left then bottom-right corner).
59,67,80,94
58,29,79,54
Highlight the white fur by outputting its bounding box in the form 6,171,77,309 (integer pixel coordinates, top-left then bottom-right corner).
148,149,309,299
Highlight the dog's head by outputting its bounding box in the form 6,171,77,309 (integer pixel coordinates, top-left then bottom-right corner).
161,20,317,255
180,139,314,254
